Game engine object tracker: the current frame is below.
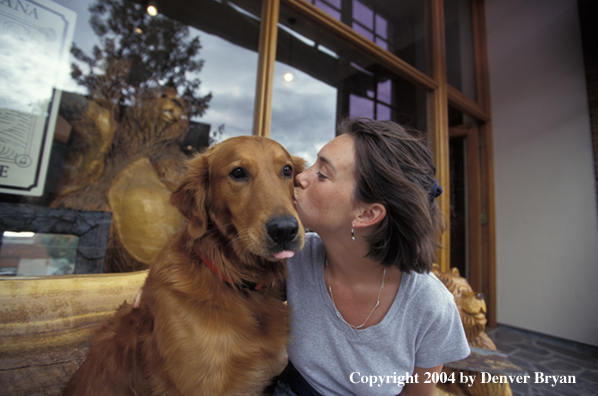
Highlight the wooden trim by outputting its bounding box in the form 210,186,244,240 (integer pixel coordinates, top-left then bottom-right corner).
472,0,497,327
448,125,468,138
447,84,490,122
428,0,451,272
472,0,491,113
465,126,482,300
480,122,497,328
281,0,438,91
253,0,281,137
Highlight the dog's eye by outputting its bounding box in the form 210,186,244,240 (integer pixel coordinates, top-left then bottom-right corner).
230,167,248,181
283,165,293,178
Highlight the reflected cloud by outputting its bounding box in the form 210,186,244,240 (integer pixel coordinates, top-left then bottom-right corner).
189,29,258,140
46,0,336,163
270,62,337,165
0,31,65,113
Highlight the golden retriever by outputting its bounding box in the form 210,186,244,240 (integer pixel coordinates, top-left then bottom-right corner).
64,136,305,396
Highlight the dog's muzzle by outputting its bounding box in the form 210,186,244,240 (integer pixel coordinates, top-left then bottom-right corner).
266,215,301,255
266,215,299,245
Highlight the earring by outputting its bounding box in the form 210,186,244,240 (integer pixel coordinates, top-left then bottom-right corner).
351,225,355,241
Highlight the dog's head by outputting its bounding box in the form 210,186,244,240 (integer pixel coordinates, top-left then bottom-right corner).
171,135,306,262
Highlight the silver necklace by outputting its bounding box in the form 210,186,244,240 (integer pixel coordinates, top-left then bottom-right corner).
325,258,386,329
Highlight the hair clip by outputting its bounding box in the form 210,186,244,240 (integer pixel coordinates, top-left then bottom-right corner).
429,179,443,201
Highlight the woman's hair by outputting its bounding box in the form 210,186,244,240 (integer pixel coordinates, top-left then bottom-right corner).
339,117,444,273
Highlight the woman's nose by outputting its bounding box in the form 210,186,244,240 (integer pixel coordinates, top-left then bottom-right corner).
295,171,308,188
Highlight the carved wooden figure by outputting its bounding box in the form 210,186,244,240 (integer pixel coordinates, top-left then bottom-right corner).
53,85,190,272
433,265,512,396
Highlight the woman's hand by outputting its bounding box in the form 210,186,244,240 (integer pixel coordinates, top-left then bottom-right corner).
133,290,142,309
400,365,443,396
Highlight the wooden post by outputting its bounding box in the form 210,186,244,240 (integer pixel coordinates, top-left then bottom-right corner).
253,0,280,137
428,0,451,272
472,0,497,327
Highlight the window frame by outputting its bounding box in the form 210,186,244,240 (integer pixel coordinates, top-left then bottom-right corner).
251,0,496,325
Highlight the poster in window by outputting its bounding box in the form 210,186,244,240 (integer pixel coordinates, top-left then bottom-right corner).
0,0,76,196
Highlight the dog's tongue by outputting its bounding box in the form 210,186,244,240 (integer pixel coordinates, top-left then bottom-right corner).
274,250,295,259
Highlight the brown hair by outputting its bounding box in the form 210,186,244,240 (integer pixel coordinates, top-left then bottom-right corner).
339,118,444,273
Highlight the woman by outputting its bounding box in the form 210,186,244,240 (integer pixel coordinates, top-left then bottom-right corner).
274,118,470,396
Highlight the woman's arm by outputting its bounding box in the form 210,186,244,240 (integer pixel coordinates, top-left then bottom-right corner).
400,365,443,396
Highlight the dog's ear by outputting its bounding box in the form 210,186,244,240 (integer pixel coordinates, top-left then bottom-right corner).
292,155,307,175
170,153,210,239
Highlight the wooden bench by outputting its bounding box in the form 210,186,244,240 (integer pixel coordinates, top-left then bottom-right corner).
0,271,147,395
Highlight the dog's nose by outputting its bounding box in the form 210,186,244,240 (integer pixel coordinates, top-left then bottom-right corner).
267,216,299,245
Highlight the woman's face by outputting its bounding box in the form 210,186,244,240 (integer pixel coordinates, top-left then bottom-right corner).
294,134,359,234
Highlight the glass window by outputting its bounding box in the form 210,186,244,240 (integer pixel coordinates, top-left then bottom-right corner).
314,0,341,20
449,133,468,278
0,0,262,207
307,0,342,21
271,1,428,166
306,0,428,74
0,0,263,274
445,0,477,101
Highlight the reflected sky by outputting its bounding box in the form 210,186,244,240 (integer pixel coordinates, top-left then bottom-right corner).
0,0,76,113
0,31,55,113
48,0,335,165
191,28,259,140
271,62,336,166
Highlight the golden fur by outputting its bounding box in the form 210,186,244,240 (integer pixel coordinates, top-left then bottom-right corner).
64,136,306,396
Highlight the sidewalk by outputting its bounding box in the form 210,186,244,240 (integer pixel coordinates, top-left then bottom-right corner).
486,325,598,395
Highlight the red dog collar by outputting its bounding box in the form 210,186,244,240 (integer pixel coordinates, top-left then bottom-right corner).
194,246,263,291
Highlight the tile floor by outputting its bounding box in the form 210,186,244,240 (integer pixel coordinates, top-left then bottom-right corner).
485,325,598,395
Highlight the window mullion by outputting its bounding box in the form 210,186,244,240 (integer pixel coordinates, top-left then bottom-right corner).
253,0,281,137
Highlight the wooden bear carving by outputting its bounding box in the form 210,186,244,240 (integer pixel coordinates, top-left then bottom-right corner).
432,265,512,396
52,86,190,273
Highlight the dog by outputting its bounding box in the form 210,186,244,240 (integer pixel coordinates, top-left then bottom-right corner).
64,136,306,396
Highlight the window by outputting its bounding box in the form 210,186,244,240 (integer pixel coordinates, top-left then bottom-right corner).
0,0,495,324
271,1,427,165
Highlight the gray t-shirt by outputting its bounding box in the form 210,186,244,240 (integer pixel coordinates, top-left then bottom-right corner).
286,233,470,395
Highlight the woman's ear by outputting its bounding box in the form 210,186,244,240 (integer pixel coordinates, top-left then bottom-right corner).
353,203,386,229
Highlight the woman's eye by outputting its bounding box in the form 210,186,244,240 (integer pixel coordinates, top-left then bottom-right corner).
230,167,248,180
283,165,293,178
316,171,327,180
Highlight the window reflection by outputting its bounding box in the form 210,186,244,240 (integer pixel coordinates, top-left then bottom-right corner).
0,232,79,276
353,0,373,29
314,0,340,20
309,0,341,21
26,0,262,208
271,2,427,166
306,0,427,74
0,0,75,197
344,68,426,127
58,0,262,143
445,0,477,101
0,0,264,274
271,62,337,166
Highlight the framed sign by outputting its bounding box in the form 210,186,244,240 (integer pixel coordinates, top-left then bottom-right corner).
0,0,76,196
